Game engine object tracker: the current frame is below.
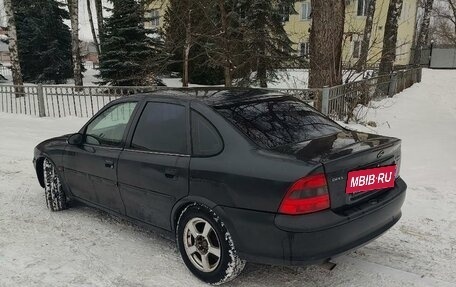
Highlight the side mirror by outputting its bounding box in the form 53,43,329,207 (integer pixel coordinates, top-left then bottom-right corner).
67,133,83,146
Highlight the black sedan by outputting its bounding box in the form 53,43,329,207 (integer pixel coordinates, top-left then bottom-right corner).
33,90,406,284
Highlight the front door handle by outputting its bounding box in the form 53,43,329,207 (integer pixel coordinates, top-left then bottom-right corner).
104,160,114,169
164,168,178,179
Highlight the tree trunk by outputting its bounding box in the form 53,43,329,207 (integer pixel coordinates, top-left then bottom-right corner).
446,0,456,41
257,54,267,88
413,0,433,65
68,0,83,86
94,0,103,59
4,0,24,90
309,0,345,88
257,25,268,88
86,0,101,56
95,0,104,42
378,0,404,76
182,7,191,87
218,0,232,87
356,0,377,72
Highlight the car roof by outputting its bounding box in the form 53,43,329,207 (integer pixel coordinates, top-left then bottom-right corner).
117,88,288,107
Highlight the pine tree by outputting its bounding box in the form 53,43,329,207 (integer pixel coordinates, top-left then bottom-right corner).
239,0,298,87
163,0,224,86
98,0,161,86
13,0,72,84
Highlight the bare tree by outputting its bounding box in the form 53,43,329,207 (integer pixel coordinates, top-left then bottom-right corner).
87,0,101,55
183,4,191,87
378,0,404,75
95,0,104,41
413,0,434,65
217,0,232,87
4,0,23,88
309,0,345,88
68,0,83,86
432,0,456,44
356,0,377,72
447,0,456,34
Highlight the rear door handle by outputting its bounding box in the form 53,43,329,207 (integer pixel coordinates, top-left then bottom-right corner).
164,168,178,179
104,160,114,169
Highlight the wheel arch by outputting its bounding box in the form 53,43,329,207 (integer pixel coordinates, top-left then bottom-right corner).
170,197,243,256
171,196,219,232
35,156,46,188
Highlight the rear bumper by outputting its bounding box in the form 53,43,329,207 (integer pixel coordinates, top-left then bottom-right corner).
216,178,406,266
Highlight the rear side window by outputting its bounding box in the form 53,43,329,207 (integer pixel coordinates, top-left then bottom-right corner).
214,97,342,149
131,102,187,154
191,111,223,156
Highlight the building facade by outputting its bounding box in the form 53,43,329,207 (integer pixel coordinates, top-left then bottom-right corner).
0,26,11,63
285,0,418,67
145,0,418,67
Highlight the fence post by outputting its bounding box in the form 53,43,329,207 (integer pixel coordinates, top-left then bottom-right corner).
321,86,330,115
388,72,398,97
37,84,46,117
417,68,422,83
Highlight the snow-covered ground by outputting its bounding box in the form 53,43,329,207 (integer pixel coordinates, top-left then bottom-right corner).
0,69,455,286
0,63,367,89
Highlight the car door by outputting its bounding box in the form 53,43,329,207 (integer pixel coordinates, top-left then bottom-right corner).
63,101,138,214
117,100,190,230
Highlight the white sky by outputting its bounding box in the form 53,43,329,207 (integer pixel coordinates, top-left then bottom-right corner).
0,0,110,41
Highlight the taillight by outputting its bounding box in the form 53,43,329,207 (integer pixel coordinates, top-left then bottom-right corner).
279,174,330,215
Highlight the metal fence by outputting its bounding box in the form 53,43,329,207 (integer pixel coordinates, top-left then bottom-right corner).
0,84,320,118
415,46,456,68
0,68,421,119
0,66,11,76
324,67,422,121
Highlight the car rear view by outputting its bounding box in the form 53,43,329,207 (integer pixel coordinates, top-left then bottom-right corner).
212,94,406,265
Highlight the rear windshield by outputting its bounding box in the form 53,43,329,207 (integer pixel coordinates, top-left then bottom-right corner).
214,97,343,149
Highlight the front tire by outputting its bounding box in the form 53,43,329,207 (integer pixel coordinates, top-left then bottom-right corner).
43,158,67,211
176,204,245,285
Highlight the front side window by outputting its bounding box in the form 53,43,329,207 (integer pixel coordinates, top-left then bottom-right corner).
191,111,223,156
131,102,187,154
214,97,343,149
85,102,137,147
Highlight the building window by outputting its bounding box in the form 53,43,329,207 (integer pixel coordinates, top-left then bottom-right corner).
145,9,160,27
299,42,310,57
353,40,362,58
300,2,311,20
279,3,291,22
357,0,369,16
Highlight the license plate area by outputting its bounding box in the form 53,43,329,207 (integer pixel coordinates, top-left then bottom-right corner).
346,165,396,194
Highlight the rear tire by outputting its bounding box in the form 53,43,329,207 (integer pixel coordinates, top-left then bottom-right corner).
176,204,245,285
43,158,67,211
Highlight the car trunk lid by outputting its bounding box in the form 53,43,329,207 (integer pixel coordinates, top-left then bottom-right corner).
273,130,401,210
